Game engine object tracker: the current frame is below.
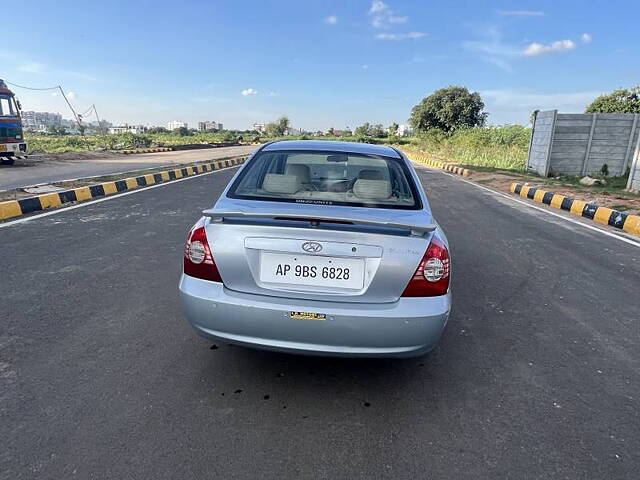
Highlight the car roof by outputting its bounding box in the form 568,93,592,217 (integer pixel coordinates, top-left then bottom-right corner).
262,140,402,158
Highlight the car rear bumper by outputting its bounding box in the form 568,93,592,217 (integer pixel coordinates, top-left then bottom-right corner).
179,274,451,358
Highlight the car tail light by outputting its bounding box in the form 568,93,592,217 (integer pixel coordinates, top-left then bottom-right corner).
183,225,223,282
402,237,450,297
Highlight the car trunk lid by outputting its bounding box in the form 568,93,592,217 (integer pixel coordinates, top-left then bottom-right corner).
203,199,434,304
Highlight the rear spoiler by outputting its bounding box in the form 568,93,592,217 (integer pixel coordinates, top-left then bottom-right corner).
202,209,436,237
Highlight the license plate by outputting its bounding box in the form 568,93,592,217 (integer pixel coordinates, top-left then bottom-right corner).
0,145,6,152
260,252,364,290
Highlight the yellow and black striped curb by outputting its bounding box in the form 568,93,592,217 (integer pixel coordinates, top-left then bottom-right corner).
121,147,172,154
403,150,471,177
510,183,640,236
0,157,246,222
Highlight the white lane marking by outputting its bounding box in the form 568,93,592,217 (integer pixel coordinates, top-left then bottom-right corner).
0,165,239,229
417,165,640,249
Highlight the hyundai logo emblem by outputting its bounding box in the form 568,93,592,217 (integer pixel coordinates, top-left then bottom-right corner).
301,241,323,253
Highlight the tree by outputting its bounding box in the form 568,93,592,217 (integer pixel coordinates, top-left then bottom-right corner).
265,116,290,136
586,86,640,113
370,123,386,138
354,122,371,137
388,122,399,136
221,131,238,143
410,86,487,133
176,126,191,136
148,126,169,134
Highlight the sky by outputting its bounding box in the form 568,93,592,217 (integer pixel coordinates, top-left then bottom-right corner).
3,0,639,130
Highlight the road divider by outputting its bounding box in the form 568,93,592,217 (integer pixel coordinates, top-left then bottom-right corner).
403,150,471,177
510,183,640,236
121,147,172,154
0,157,246,222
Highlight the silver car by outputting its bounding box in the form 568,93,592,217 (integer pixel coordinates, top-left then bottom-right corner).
179,140,451,357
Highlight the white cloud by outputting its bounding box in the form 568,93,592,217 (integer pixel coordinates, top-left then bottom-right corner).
522,39,576,56
375,31,425,40
369,0,386,14
369,1,408,28
499,10,544,17
362,64,369,69
325,15,338,25
387,16,408,25
466,27,589,70
241,88,258,96
581,33,592,43
462,27,520,72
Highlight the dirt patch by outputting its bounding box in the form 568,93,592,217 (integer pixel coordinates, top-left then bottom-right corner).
28,151,128,162
467,170,640,215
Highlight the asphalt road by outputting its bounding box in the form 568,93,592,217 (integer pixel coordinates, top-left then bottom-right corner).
0,145,256,191
1,164,639,479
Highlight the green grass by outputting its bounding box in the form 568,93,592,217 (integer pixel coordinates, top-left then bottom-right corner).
25,131,240,154
403,125,531,172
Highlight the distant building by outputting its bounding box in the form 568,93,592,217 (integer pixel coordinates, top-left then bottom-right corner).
332,129,351,136
252,123,266,133
21,111,62,130
167,120,187,131
109,124,148,134
285,127,302,136
397,124,412,137
198,121,223,132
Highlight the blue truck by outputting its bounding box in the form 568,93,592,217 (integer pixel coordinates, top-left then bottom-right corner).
0,79,27,165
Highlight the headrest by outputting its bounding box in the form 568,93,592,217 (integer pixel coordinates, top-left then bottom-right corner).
285,164,310,183
327,154,348,163
262,174,301,194
358,169,384,180
353,179,392,200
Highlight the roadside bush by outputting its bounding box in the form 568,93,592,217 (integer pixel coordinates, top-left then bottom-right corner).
118,133,153,149
404,125,531,171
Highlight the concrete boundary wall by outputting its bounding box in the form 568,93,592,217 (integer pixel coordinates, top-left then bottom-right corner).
528,110,640,178
627,133,640,191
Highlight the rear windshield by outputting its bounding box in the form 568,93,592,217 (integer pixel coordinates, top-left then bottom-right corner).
228,150,420,209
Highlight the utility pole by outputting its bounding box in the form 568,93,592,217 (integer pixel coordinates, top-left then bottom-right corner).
92,104,106,135
58,86,84,135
